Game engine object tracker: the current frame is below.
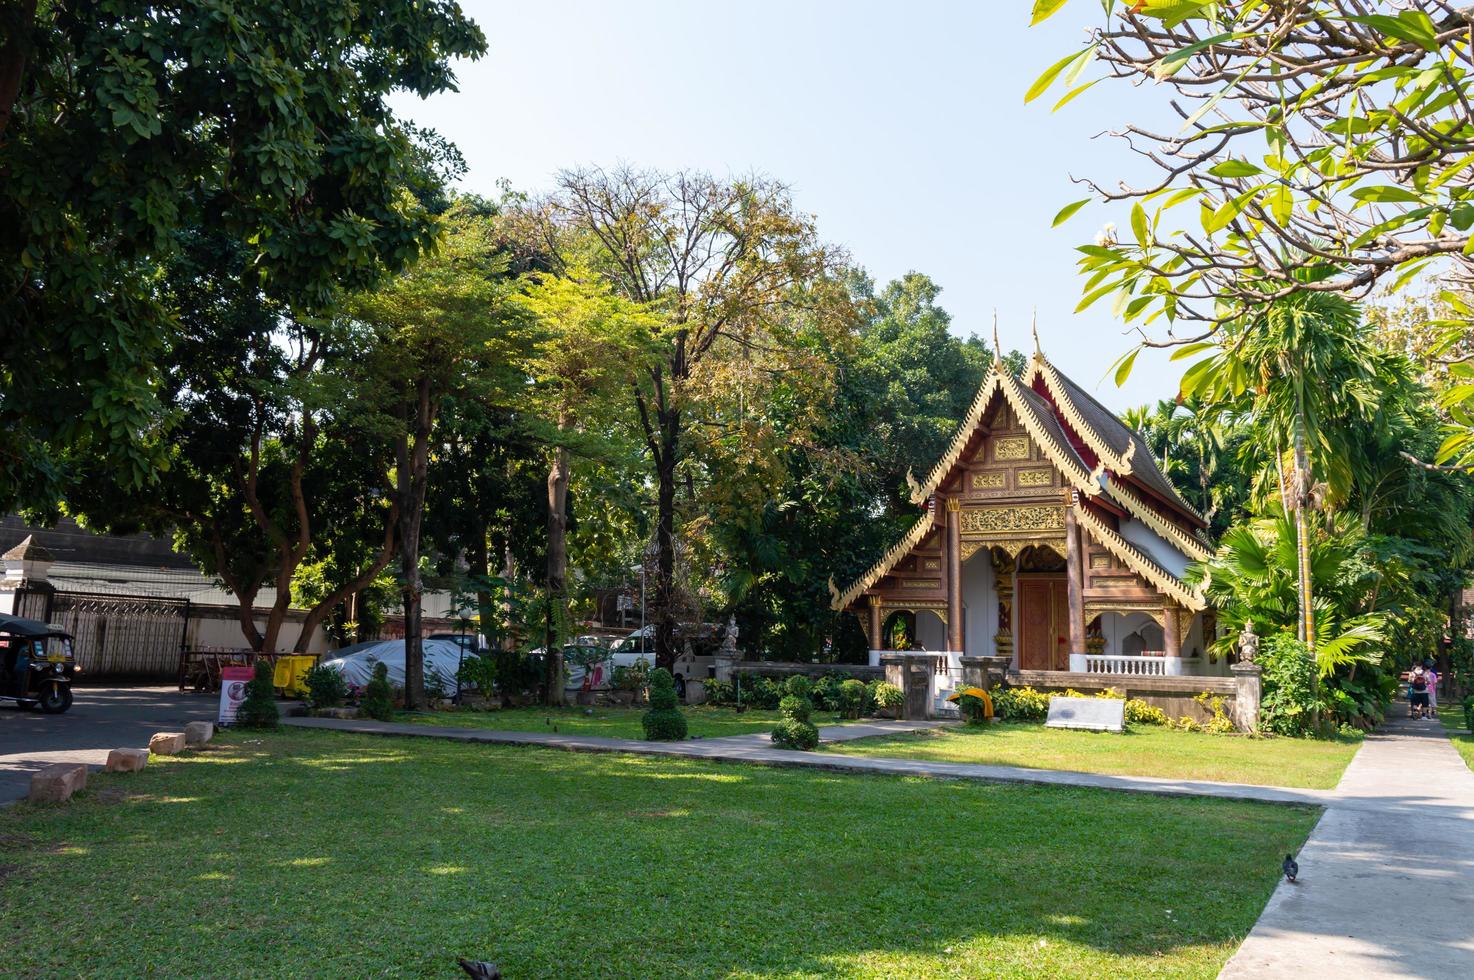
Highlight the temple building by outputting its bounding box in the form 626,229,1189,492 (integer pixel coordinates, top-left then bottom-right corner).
830,338,1222,689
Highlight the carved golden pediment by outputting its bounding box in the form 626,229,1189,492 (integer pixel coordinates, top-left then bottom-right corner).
959,504,1066,536
994,436,1030,460
1016,468,1053,488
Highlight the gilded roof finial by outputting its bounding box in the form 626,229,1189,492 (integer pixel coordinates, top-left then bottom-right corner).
992,310,1002,366
1032,307,1041,357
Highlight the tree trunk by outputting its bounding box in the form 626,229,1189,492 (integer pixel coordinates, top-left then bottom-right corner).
396,378,435,710
0,0,36,145
292,514,398,654
653,411,680,672
1293,417,1315,652
544,438,570,706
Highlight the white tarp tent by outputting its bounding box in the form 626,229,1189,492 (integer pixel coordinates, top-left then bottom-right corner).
319,638,472,692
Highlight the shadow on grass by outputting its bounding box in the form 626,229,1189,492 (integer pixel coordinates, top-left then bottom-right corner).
0,728,1318,978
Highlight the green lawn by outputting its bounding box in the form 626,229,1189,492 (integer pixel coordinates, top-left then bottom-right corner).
403,704,855,739
828,722,1361,789
0,730,1315,978
1438,706,1474,772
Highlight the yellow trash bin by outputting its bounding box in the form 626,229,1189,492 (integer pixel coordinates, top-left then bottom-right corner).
272,655,318,699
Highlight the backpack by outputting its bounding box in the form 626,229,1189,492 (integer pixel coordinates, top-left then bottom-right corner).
1411,670,1427,692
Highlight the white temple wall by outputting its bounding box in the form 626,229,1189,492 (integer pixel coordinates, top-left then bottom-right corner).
916,609,946,652
960,550,996,657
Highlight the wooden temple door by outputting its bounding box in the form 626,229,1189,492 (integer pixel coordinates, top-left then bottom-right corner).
1018,577,1070,671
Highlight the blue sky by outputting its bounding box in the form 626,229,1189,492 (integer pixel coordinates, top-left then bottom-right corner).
390,0,1185,411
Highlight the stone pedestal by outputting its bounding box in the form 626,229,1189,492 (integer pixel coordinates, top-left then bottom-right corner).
184,721,215,746
958,656,985,690
1230,662,1262,733
30,763,86,803
148,732,186,756
880,653,932,720
980,655,1013,688
106,748,149,773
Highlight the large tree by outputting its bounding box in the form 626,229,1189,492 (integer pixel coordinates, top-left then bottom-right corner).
520,167,845,670
0,0,485,513
68,232,400,654
520,269,657,702
346,206,530,709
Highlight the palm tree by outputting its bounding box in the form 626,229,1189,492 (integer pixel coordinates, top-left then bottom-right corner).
1181,292,1381,652
1186,512,1386,678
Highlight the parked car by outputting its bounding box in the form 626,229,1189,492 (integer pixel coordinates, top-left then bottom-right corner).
608,624,720,699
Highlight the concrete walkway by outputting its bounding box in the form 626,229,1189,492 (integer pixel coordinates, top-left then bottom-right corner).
284,714,1347,808
1220,715,1474,979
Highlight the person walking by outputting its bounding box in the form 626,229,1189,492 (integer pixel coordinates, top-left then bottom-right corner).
1424,659,1439,716
1409,665,1430,720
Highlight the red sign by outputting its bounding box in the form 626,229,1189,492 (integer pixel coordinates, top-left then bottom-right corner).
218,666,253,726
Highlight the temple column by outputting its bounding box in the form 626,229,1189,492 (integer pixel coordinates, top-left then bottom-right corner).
1065,494,1085,662
945,497,963,652
868,595,883,652
1163,604,1182,674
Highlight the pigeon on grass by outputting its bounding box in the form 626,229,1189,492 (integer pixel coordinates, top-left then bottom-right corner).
458,958,501,979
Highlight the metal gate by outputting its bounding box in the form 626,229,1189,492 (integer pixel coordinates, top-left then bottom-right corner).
13,588,189,677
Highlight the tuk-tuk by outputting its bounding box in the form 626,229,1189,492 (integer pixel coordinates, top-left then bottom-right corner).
0,613,77,713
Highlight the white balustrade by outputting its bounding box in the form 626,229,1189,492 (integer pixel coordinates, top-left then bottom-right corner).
1072,653,1204,676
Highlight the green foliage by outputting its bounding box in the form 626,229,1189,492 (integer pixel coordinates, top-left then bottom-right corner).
456,655,496,695
784,675,814,700
612,660,649,694
778,695,813,724
990,686,1052,722
1125,699,1169,727
236,661,280,729
304,664,347,709
701,677,734,705
770,718,820,751
837,679,868,719
641,668,687,741
1258,636,1319,738
736,675,784,710
955,692,990,726
1463,695,1474,734
1,0,486,514
870,681,904,711
360,662,395,722
1194,693,1236,736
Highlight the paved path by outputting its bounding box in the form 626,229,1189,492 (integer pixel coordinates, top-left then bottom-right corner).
1220,715,1474,979
0,685,216,804
284,715,1348,808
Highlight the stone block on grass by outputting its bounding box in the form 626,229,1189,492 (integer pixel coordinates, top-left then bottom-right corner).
105,748,149,773
183,721,214,746
148,732,186,756
29,763,87,803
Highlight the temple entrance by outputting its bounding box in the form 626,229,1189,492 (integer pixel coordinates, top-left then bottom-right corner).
1018,575,1069,671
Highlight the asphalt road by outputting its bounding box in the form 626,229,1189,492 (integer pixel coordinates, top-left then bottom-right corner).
0,684,218,804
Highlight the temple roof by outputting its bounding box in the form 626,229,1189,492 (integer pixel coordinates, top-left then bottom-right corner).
833,339,1212,611
1024,357,1205,526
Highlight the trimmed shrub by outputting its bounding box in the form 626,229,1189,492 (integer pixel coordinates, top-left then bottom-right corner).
304,662,347,708
360,661,394,721
772,682,819,750
838,679,867,719
771,718,820,750
642,668,688,741
236,660,280,729
778,694,811,723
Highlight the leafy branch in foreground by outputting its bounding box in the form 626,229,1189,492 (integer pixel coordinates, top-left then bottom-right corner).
1029,1,1474,332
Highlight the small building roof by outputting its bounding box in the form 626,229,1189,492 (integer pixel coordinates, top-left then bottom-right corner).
2,534,54,562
